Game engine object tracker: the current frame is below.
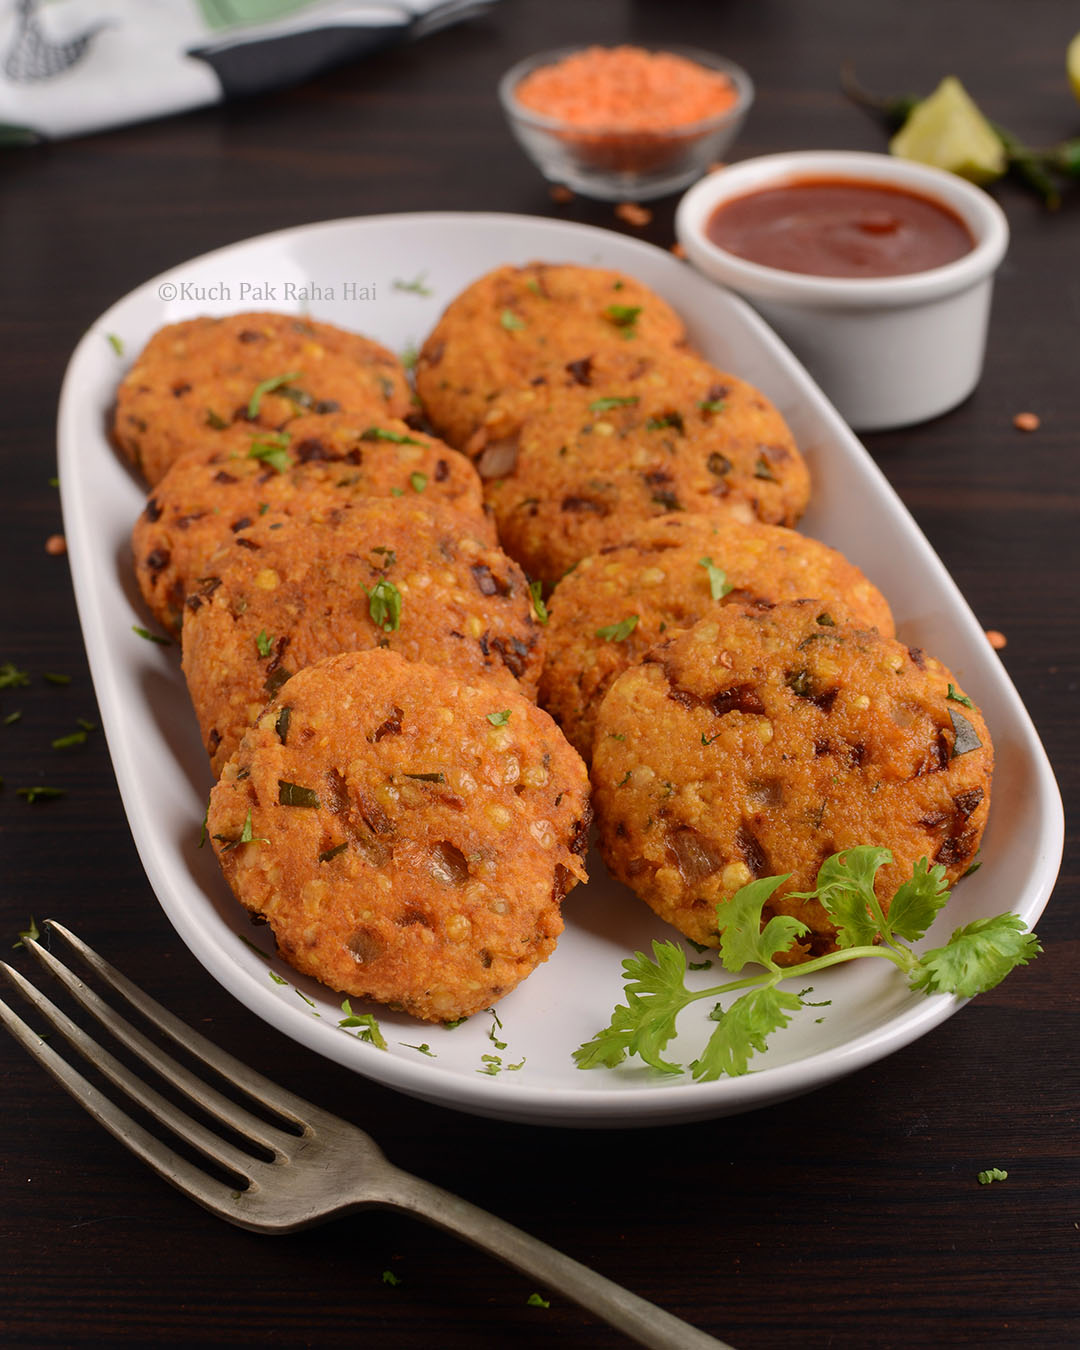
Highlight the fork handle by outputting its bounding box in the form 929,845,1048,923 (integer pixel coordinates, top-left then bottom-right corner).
376,1166,735,1350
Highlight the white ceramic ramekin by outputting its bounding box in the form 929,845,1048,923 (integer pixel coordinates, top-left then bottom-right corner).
675,150,1010,431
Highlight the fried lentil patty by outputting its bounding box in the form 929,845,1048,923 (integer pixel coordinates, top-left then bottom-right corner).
541,513,894,758
591,601,992,964
475,351,809,587
133,414,490,636
415,262,688,451
207,650,591,1022
181,497,543,774
113,312,412,485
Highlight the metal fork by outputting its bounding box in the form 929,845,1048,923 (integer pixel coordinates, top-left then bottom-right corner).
0,921,733,1350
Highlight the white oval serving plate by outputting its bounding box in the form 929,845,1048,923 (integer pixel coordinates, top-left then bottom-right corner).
57,213,1063,1127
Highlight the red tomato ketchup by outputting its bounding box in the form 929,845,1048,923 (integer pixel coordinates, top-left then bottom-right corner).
705,177,975,279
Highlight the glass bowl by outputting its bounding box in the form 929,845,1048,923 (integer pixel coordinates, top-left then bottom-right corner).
498,45,754,202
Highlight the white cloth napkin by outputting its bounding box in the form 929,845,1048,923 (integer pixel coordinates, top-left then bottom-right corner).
0,0,496,140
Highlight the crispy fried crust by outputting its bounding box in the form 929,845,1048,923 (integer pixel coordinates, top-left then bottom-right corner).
475,351,809,586
113,312,412,485
181,497,544,774
541,514,894,758
416,262,688,449
591,602,992,964
133,415,490,636
208,650,590,1022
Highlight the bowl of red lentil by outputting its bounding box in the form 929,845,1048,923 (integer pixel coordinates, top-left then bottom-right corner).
498,44,754,201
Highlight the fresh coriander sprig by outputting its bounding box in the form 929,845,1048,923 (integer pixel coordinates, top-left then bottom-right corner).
574,846,1040,1081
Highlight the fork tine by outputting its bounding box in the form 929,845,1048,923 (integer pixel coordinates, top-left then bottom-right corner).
0,980,244,1221
25,932,296,1156
45,921,322,1129
0,959,266,1185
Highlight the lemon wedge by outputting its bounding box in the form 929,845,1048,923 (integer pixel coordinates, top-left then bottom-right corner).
890,76,1006,183
1068,31,1080,102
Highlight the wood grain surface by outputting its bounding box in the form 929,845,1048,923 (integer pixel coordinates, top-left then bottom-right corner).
1,2,1076,1346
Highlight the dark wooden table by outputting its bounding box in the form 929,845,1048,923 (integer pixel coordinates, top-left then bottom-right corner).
2,2,1077,1346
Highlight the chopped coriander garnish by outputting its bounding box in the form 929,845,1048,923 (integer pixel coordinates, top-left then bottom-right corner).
269,971,288,985
528,580,549,625
106,333,124,356
487,710,511,727
977,1167,1008,1185
364,577,403,633
339,999,387,1048
701,730,722,746
390,487,404,496
51,730,88,750
247,431,292,474
0,662,30,689
697,398,726,413
596,615,638,642
278,781,320,808
382,1269,401,1286
198,795,210,848
76,718,95,731
371,546,396,569
12,917,39,950
500,308,526,331
393,271,433,296
575,847,1040,1080
604,304,642,329
295,989,316,1008
698,556,732,602
588,396,639,413
400,343,418,370
16,786,66,804
409,471,428,493
213,809,268,851
646,412,684,432
205,409,229,430
48,476,59,488
947,683,974,708
688,959,713,971
754,456,779,482
361,426,425,448
247,371,302,418
255,629,274,658
42,672,72,685
132,625,171,646
527,1293,551,1309
442,1017,468,1029
400,1042,436,1057
3,710,22,725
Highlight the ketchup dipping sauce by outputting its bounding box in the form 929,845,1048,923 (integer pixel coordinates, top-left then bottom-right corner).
705,177,975,279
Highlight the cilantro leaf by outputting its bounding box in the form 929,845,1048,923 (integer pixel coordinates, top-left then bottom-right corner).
692,985,804,1080
486,709,511,726
947,683,974,709
573,941,693,1073
714,874,803,972
361,426,425,448
588,396,638,413
393,271,432,296
364,577,403,633
255,629,273,658
500,309,526,331
339,1000,387,1048
604,304,642,329
0,662,31,689
409,471,427,493
978,1167,1008,1185
796,845,892,948
596,615,638,642
885,857,950,942
248,371,302,418
247,432,292,474
698,556,732,602
910,914,1041,998
528,580,549,624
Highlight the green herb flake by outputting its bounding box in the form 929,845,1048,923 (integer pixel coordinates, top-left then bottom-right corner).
364,577,403,633
528,579,549,625
400,1042,436,1057
339,999,387,1048
400,343,418,370
390,486,404,496
527,1293,551,1308
604,304,642,329
977,1167,1008,1185
48,476,59,488
689,959,713,971
43,672,72,685
361,426,426,447
132,625,171,646
596,615,638,642
16,786,66,804
269,971,288,985
393,271,433,296
382,1269,401,1286
409,471,428,493
0,662,30,689
205,409,229,430
500,308,526,331
699,556,732,602
12,916,39,950
697,398,726,414
3,710,22,725
487,710,511,727
295,989,316,1008
442,1016,468,1029
318,842,348,863
278,781,320,808
51,730,88,750
646,412,685,432
247,371,302,419
754,456,779,482
947,683,974,709
213,809,268,852
589,396,639,413
247,433,292,474
106,333,124,356
255,629,274,658
701,730,722,746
